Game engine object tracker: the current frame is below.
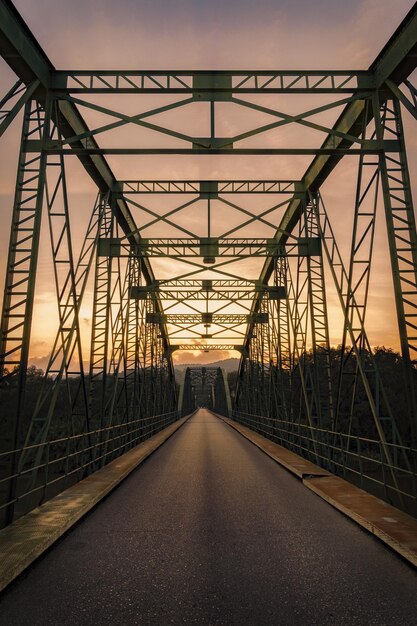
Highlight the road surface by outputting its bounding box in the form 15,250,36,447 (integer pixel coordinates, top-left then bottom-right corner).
1,409,416,625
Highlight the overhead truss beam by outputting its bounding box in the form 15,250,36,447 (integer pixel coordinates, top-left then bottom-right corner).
51,70,373,94
115,180,304,195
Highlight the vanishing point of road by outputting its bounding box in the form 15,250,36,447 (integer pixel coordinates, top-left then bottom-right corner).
1,409,416,626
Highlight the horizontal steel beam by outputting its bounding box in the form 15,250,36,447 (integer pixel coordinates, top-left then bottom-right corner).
51,70,372,94
115,180,303,195
169,336,244,340
139,290,262,301
30,146,394,156
170,344,242,352
148,313,268,324
155,279,259,288
100,237,320,259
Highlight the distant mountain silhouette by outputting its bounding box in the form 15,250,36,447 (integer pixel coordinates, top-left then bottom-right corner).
174,358,239,373
174,358,240,383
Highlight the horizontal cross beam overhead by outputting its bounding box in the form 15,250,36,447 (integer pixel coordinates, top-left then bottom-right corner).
131,279,269,302
167,327,242,337
147,314,268,325
115,180,304,195
137,290,264,301
99,237,320,258
152,280,261,288
51,70,373,94
29,146,395,156
39,87,373,149
171,345,242,352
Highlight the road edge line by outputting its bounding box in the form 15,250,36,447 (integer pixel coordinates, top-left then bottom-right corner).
213,412,417,568
0,412,195,593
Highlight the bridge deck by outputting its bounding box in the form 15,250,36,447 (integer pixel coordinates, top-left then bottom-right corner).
0,409,416,625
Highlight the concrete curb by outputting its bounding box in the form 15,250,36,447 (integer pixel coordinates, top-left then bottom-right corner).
0,414,193,593
215,413,417,568
216,414,331,478
304,476,417,567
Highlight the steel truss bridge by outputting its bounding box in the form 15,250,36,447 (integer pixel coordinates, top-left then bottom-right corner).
0,0,417,549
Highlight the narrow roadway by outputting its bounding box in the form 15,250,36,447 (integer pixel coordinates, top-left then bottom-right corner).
1,409,416,625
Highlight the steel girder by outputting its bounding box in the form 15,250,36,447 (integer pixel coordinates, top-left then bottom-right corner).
52,70,372,94
1,0,417,522
244,4,417,349
179,366,232,416
99,237,320,258
116,180,303,195
0,0,171,355
1,0,414,356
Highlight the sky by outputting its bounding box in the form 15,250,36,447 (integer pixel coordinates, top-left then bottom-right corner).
0,0,416,369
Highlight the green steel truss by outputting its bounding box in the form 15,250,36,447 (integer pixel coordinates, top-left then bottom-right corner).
1,0,417,524
179,366,232,417
52,70,372,94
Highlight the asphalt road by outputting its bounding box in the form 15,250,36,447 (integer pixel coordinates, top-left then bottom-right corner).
1,409,417,626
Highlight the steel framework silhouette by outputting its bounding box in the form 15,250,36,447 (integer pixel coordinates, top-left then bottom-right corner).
1,0,417,524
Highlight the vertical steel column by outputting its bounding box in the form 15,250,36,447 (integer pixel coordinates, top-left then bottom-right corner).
285,249,320,460
125,254,143,426
336,102,380,444
312,192,405,500
373,93,417,447
305,193,334,432
0,99,50,382
105,256,130,427
89,193,114,431
95,252,131,463
10,188,106,506
271,256,292,428
260,297,272,434
142,295,154,422
0,98,51,524
249,312,264,419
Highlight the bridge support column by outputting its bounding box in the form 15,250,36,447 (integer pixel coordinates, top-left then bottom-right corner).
0,98,51,523
373,94,417,449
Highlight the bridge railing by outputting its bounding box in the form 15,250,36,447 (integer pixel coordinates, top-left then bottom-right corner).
0,410,179,526
232,410,417,516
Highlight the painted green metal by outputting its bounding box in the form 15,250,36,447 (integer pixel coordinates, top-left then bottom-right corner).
116,180,303,195
0,0,417,525
98,237,320,259
0,79,39,137
180,367,232,416
0,97,51,523
52,70,372,94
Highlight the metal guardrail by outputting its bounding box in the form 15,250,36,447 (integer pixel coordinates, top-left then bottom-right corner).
0,411,179,525
232,410,417,516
